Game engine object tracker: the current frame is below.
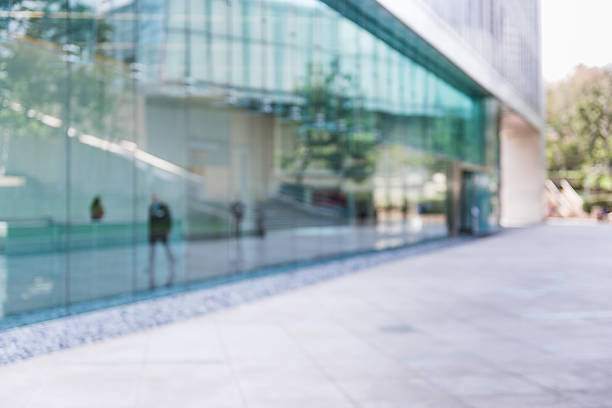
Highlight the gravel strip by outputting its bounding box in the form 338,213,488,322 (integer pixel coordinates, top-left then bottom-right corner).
0,237,471,365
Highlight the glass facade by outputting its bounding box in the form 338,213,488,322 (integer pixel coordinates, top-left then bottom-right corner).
0,0,500,323
424,0,542,112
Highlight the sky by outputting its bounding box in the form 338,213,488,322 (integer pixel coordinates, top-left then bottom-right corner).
542,0,612,83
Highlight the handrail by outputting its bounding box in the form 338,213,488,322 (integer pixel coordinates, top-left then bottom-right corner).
545,179,585,217
0,217,54,227
273,193,344,219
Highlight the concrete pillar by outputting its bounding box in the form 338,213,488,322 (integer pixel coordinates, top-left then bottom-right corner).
500,110,545,227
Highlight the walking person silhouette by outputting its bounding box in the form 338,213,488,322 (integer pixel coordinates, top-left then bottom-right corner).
147,194,175,289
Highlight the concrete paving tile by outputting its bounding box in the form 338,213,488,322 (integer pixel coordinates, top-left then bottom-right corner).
0,363,49,408
143,321,224,362
286,330,383,361
312,358,409,382
448,337,553,366
233,362,354,408
363,332,458,362
511,361,612,393
134,363,242,408
461,392,578,408
561,391,612,408
538,336,612,361
411,361,548,398
428,373,545,398
246,395,354,408
216,323,311,365
26,364,140,408
337,377,467,407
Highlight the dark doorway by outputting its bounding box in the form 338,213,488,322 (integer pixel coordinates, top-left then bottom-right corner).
460,171,488,234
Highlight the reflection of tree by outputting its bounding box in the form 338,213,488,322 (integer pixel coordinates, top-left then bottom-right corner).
0,47,128,137
6,0,112,48
0,0,125,129
285,58,377,187
0,44,63,139
0,3,127,175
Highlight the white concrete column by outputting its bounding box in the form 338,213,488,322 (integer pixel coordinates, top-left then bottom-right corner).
500,110,545,226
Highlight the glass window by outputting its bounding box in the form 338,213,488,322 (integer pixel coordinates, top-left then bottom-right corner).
0,0,498,324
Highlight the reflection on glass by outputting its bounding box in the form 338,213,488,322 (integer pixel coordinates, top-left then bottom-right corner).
0,0,500,322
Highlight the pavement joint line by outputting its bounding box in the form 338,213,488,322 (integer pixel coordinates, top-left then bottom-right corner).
0,235,478,366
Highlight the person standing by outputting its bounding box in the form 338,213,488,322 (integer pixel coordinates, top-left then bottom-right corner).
147,194,175,289
230,200,244,238
255,203,266,238
470,205,480,236
90,195,105,221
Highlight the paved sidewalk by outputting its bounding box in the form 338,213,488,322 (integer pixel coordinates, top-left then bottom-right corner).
3,222,612,407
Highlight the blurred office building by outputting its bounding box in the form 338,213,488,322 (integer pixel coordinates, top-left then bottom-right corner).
0,0,543,322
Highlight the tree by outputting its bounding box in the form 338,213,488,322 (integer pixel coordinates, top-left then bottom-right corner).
546,65,612,191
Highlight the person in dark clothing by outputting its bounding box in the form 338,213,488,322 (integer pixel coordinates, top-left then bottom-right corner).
255,203,265,238
90,195,104,221
147,194,175,289
401,198,409,221
230,200,244,238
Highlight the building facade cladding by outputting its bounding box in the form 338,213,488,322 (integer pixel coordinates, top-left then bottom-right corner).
422,0,542,114
0,0,499,323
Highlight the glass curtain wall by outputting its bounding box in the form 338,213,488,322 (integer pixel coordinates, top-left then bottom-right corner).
0,0,498,323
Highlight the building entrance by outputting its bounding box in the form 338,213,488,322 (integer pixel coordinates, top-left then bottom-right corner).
460,171,489,235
